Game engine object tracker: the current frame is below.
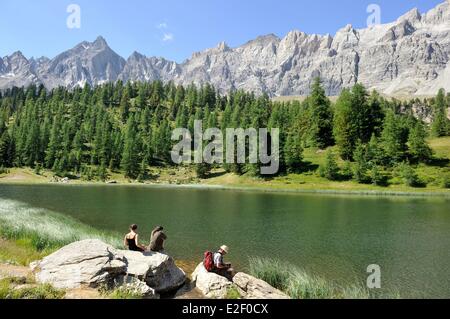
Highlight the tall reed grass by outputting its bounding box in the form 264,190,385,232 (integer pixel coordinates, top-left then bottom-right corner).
0,199,122,251
248,257,398,299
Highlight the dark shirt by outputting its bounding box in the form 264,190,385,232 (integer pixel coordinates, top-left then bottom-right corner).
127,236,144,252
149,230,167,252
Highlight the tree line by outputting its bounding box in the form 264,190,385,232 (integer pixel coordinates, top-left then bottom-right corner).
0,79,449,185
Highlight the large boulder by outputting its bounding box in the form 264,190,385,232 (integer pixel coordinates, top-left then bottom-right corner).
119,250,186,293
31,239,126,289
232,272,289,299
191,263,233,299
31,240,185,295
191,263,290,299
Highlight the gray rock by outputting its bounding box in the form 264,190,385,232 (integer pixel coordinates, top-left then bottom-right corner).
113,275,159,299
191,263,233,299
232,272,290,299
119,250,186,293
191,263,290,299
1,2,450,97
32,239,126,289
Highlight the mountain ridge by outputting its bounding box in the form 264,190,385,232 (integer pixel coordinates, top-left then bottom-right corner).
1,1,450,96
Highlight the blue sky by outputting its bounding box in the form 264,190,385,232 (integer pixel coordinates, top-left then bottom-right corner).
0,0,444,62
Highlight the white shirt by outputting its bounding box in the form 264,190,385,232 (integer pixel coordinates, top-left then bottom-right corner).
213,252,223,267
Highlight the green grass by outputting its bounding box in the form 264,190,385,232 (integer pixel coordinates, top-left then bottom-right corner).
248,257,398,299
0,238,51,266
226,286,242,299
99,286,143,299
0,199,122,253
0,277,65,299
206,137,450,194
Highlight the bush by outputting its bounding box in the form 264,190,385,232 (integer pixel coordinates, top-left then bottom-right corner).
398,163,424,188
319,150,340,181
34,163,42,175
0,166,9,174
341,161,353,181
442,175,450,189
370,165,388,187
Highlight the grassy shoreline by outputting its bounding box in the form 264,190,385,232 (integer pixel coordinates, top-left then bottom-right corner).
1,167,450,198
1,136,449,197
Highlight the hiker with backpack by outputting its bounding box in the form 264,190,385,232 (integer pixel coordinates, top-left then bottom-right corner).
204,245,235,281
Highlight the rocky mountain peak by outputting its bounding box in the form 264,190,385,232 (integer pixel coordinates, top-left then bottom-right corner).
1,2,449,97
93,36,108,48
423,1,450,24
397,8,422,23
216,41,229,52
8,51,28,63
128,51,146,61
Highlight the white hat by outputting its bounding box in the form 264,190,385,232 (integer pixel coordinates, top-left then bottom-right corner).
220,245,229,254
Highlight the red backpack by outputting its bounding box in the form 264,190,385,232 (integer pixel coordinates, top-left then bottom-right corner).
203,251,215,272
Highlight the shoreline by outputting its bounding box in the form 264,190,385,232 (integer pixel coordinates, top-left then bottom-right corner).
1,178,450,198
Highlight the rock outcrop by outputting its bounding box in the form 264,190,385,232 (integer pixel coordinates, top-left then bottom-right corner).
1,2,450,96
232,272,289,299
31,240,185,297
191,263,290,299
191,263,233,299
119,250,186,293
30,239,126,289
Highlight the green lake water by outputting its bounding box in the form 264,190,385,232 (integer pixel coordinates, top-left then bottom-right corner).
0,184,449,298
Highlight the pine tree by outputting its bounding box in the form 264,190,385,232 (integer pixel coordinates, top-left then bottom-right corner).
381,110,408,165
121,115,140,179
333,89,354,160
0,131,13,167
366,134,383,166
334,85,381,160
431,88,449,137
408,121,432,163
353,142,370,184
284,131,303,173
45,114,62,169
119,90,131,123
308,78,334,149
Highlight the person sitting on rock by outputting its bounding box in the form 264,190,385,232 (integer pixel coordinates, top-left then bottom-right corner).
149,226,167,252
124,224,146,252
213,245,235,281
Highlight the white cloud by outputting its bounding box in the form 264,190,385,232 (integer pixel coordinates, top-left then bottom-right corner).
162,33,174,42
157,22,168,29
